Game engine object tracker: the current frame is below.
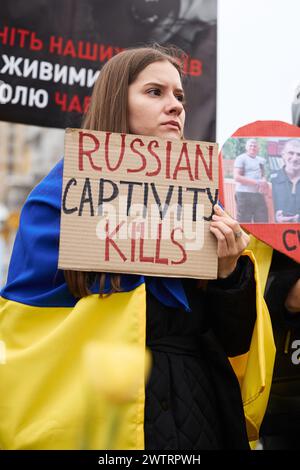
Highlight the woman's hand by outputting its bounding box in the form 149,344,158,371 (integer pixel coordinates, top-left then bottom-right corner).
285,279,300,313
210,204,250,278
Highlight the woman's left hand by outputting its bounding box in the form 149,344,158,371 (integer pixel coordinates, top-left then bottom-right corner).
209,204,250,278
285,279,300,313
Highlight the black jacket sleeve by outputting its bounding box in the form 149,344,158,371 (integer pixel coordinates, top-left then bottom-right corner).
265,251,300,328
204,255,257,357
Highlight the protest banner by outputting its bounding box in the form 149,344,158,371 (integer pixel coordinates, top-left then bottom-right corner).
59,128,219,278
0,0,217,141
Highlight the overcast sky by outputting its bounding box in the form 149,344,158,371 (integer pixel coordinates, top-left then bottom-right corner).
217,0,300,145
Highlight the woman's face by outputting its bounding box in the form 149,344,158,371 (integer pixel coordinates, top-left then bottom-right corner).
128,60,185,140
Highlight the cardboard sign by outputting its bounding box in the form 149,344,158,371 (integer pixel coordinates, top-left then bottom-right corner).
58,129,219,278
219,121,300,262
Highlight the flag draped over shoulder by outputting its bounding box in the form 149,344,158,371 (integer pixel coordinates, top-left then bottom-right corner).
0,161,275,449
230,245,275,442
1,159,191,310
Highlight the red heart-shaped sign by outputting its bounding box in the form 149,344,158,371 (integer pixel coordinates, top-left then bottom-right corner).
219,120,300,262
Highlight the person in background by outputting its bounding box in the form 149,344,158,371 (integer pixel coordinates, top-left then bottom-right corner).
234,139,269,223
270,139,300,223
292,83,300,128
259,249,300,450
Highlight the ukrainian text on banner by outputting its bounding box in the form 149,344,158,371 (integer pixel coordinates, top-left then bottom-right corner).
0,0,217,141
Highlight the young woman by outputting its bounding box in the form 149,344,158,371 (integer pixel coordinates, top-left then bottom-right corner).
0,46,274,450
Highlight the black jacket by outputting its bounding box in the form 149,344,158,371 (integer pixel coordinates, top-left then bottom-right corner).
260,251,300,436
144,256,256,450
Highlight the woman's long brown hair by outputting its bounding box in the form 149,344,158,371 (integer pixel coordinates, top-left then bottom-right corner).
64,45,185,298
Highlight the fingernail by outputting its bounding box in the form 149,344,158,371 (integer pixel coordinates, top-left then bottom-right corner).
214,204,223,213
217,201,224,210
